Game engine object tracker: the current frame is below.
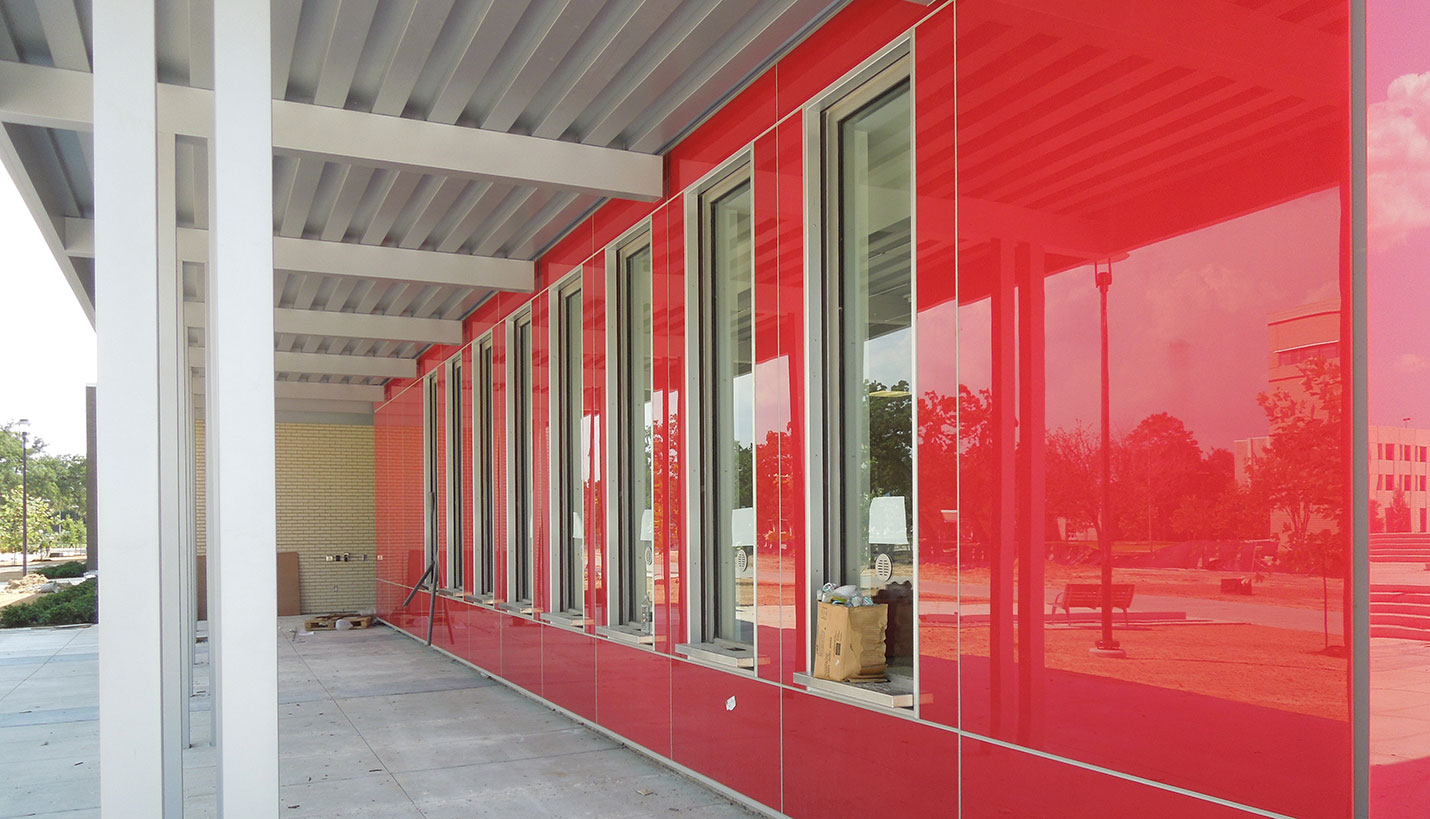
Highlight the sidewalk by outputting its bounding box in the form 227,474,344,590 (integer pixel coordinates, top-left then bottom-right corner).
0,620,754,818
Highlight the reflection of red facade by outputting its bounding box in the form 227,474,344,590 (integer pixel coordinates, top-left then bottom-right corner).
375,2,1358,817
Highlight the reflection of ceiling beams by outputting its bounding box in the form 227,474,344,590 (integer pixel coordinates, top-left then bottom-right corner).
63,218,533,293
180,302,461,346
0,62,663,201
984,0,1342,104
186,347,416,380
959,197,1114,259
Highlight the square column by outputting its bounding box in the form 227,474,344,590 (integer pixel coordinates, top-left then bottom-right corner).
207,1,277,815
93,0,164,814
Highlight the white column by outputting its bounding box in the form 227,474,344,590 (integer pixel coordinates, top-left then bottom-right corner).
207,1,277,815
156,130,185,816
94,1,164,815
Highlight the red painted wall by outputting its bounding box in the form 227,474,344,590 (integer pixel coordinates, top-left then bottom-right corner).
374,1,1356,816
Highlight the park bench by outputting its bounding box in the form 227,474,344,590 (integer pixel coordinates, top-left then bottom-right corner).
1050,583,1135,624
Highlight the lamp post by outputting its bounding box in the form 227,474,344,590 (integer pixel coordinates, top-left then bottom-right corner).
17,419,29,577
1091,265,1124,658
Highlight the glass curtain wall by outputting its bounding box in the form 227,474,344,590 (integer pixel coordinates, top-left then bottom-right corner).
701,173,756,647
824,62,915,680
618,241,655,633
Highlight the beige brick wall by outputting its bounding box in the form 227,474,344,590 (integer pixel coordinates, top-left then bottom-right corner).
194,420,376,613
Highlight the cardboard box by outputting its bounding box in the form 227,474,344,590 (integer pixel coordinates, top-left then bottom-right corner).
813,601,888,682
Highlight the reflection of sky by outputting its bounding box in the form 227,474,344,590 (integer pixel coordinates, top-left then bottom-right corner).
866,326,913,388
958,190,1341,453
733,372,754,445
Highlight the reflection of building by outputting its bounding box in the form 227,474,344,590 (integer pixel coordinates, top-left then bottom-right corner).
1235,300,1430,533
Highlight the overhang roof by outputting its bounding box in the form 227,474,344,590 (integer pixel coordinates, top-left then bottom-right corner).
0,0,848,418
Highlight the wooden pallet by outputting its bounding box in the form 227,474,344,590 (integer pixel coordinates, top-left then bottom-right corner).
304,613,373,631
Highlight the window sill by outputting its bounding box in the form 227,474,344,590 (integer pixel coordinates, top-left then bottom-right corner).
675,641,759,670
540,611,589,629
596,624,654,647
497,601,536,617
463,594,496,607
792,672,917,710
437,588,464,599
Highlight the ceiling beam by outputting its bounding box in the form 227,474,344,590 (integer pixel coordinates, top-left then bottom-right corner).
191,393,376,417
63,217,533,292
190,377,385,404
186,346,417,379
181,301,462,345
0,61,662,201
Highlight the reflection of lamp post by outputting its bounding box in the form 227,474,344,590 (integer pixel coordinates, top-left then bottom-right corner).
1092,264,1124,658
868,496,908,584
17,419,29,577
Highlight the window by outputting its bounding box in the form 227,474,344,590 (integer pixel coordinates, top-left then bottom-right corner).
1405,445,1413,461
1419,446,1426,462
1378,443,1385,460
474,336,495,599
1275,342,1336,368
687,164,756,664
445,354,465,592
1385,473,1395,490
1376,475,1384,491
552,279,586,621
1404,475,1413,492
610,232,655,640
508,314,535,609
423,374,440,584
817,58,915,694
1419,475,1426,492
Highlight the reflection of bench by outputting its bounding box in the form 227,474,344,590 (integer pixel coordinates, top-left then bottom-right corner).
1051,583,1135,624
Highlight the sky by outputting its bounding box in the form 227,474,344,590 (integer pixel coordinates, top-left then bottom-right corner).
1368,0,1430,428
0,168,96,457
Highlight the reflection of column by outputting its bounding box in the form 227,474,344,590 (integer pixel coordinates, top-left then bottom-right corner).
991,239,1017,736
1016,244,1047,744
1093,261,1124,657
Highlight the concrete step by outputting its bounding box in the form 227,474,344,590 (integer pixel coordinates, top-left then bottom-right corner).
1370,625,1430,641
1369,612,1430,629
1369,602,1430,616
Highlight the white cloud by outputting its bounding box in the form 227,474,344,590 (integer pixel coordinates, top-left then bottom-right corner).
1394,352,1430,373
1369,72,1430,249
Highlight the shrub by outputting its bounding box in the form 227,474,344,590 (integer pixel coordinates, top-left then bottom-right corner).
0,578,97,628
37,561,87,579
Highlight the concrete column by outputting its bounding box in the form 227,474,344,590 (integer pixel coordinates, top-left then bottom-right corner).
93,0,165,814
1015,243,1047,746
989,238,1017,738
207,1,278,815
156,130,185,816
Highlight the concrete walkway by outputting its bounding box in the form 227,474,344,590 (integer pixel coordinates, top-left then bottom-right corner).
0,619,753,818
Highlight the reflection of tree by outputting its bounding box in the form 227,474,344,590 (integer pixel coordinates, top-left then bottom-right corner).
1113,413,1203,543
1386,489,1411,533
1248,357,1344,574
1047,423,1101,541
955,386,994,553
868,380,913,526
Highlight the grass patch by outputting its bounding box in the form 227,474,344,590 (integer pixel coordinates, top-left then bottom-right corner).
0,578,97,628
36,561,87,579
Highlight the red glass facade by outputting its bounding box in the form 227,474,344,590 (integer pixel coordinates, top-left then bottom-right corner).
375,2,1359,816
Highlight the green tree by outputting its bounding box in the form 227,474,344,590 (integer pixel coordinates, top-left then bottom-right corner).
0,422,87,528
0,486,60,554
1387,489,1412,533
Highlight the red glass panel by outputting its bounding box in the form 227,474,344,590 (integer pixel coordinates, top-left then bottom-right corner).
955,3,1352,816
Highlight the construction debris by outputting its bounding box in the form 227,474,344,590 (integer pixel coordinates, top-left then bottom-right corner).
303,613,373,631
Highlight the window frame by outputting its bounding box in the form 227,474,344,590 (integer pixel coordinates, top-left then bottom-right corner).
422,372,440,587
472,332,496,602
600,222,657,645
504,309,536,613
443,353,466,594
679,153,759,669
545,269,588,627
799,40,919,710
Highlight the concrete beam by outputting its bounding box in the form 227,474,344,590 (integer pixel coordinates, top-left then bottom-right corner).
190,376,385,404
0,61,662,200
181,301,462,345
66,217,534,292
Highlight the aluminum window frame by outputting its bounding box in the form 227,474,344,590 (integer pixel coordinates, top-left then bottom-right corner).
680,152,759,667
472,332,496,601
800,38,919,710
443,352,466,594
546,268,589,626
601,221,657,644
505,308,536,612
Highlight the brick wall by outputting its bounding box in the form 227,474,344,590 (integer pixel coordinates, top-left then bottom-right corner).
194,420,376,613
